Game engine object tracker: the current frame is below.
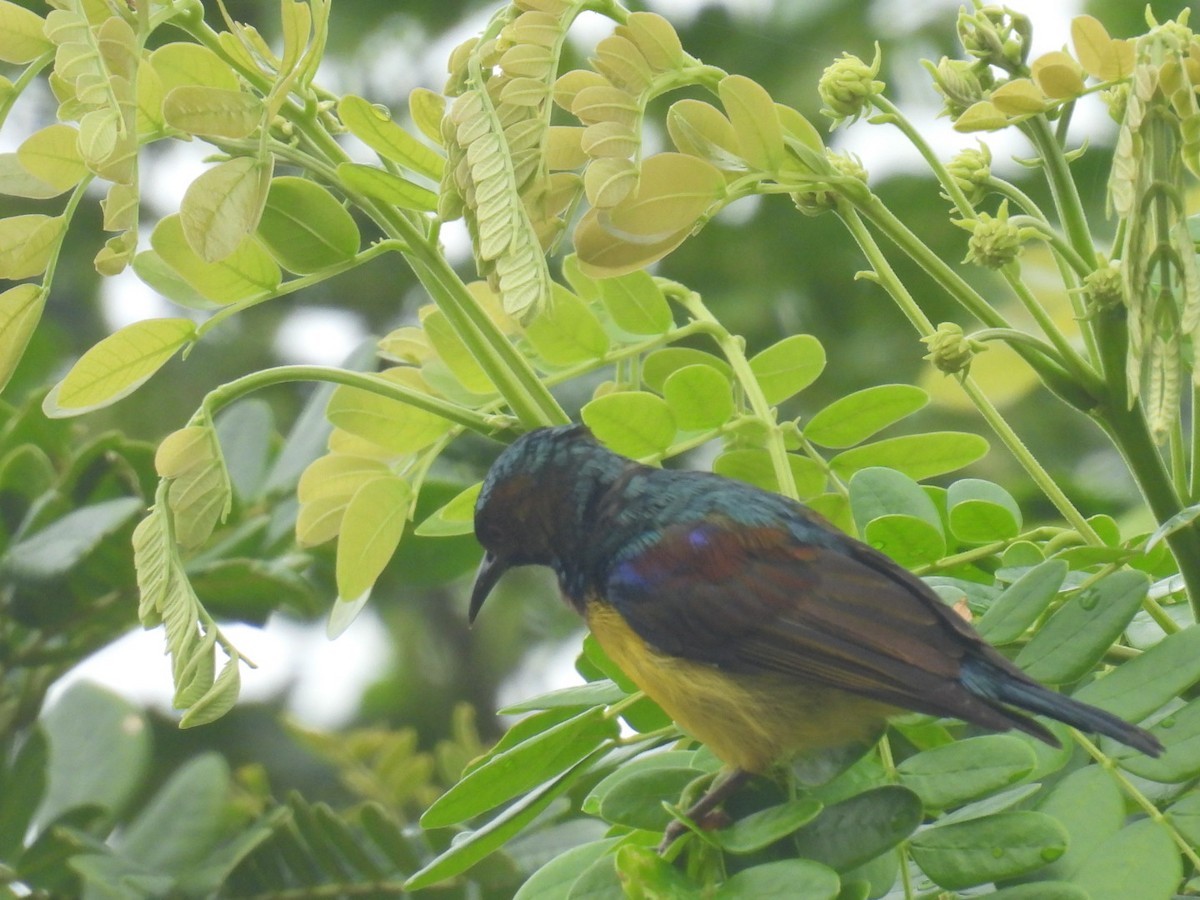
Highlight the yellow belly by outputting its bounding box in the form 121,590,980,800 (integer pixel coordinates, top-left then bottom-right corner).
586,599,893,773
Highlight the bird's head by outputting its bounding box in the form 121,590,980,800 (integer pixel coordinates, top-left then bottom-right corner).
469,424,624,622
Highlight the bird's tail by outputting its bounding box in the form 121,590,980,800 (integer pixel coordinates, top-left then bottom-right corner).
961,656,1163,757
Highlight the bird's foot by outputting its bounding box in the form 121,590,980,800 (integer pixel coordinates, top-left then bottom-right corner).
657,769,749,854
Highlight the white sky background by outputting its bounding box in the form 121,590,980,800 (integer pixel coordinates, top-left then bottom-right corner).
44,0,1090,728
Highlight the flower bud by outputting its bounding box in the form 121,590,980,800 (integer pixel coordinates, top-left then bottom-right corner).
957,200,1025,268
922,322,986,377
1083,257,1125,310
957,5,1032,74
946,142,992,205
925,57,990,117
818,44,884,128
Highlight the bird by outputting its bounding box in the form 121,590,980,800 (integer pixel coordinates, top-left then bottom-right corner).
469,424,1163,848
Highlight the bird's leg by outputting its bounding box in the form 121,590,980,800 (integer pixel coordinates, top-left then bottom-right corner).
658,768,750,853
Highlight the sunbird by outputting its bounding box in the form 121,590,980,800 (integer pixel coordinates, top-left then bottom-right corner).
469,425,1162,846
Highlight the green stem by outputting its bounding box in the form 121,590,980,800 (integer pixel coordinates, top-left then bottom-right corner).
673,290,798,499
871,96,974,219
1023,116,1097,269
876,736,915,900
200,365,504,435
836,201,1103,544
0,51,54,129
1191,381,1200,502
1000,260,1098,386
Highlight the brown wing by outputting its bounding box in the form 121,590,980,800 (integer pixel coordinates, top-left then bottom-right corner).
603,516,1046,736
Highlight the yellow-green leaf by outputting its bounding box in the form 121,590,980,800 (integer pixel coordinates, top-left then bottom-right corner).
990,79,1047,115
257,175,360,273
178,656,241,728
617,12,683,72
1071,15,1133,82
596,269,672,335
524,284,609,366
151,214,281,305
298,453,391,504
337,162,437,212
422,308,496,394
667,99,741,166
581,391,675,458
336,475,411,602
45,317,196,417
719,74,784,172
749,334,826,404
663,364,732,430
1031,51,1085,100
0,152,64,199
17,124,86,192
163,85,263,139
0,283,46,393
325,368,454,454
0,214,64,280
338,94,445,180
155,425,212,478
409,86,445,145
0,1,51,64
181,157,273,263
603,152,725,240
150,42,240,94
953,101,1010,133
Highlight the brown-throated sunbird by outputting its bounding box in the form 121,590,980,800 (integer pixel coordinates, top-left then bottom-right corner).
469,425,1162,848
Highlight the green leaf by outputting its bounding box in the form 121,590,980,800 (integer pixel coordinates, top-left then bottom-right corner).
1073,624,1200,722
215,399,273,502
422,308,496,396
1070,819,1180,900
151,214,282,304
1145,502,1200,551
596,269,673,335
421,707,617,828
663,365,732,430
642,347,731,392
805,384,929,449
582,750,702,815
513,838,621,900
896,735,1036,810
989,884,1090,900
37,683,151,828
114,754,231,871
0,729,46,859
0,283,46,393
830,432,989,481
613,844,702,899
44,317,196,417
1035,765,1124,880
257,175,362,273
162,85,263,138
849,466,941,533
2,497,142,582
715,795,824,853
581,391,675,458
748,334,826,404
976,559,1068,644
599,766,703,831
337,161,438,212
338,94,445,180
1015,570,1148,684
180,157,273,263
0,1,51,64
131,250,216,310
499,679,627,714
713,449,826,498
791,785,922,872
716,860,840,900
0,214,63,279
862,514,945,568
909,811,1067,890
335,475,411,602
524,285,610,365
415,482,481,537
1113,698,1200,782
17,124,87,192
947,478,1021,543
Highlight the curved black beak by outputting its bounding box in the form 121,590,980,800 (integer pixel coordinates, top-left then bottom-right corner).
469,551,507,623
